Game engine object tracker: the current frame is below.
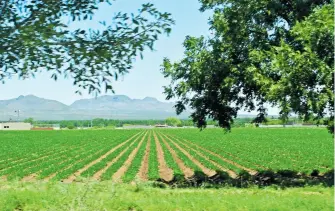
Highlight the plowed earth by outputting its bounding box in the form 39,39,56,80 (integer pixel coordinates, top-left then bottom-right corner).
4,130,266,183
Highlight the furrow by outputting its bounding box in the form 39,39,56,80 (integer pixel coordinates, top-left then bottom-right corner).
137,132,151,181
21,173,38,182
177,137,258,175
153,131,174,182
180,136,267,170
63,132,141,183
158,133,194,178
44,147,106,182
162,133,217,177
112,132,147,182
92,132,144,180
171,135,238,178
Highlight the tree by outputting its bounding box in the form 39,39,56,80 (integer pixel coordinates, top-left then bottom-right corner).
23,117,34,124
165,117,181,127
162,0,333,132
92,118,105,127
0,0,174,94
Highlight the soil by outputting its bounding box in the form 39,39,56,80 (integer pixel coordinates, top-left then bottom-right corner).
162,134,217,177
20,144,91,182
173,137,238,178
43,150,102,182
153,132,174,182
43,144,107,182
137,134,151,181
21,173,37,182
62,132,141,183
92,133,144,180
158,133,194,178
178,137,258,175
43,172,57,182
31,128,53,130
112,133,147,182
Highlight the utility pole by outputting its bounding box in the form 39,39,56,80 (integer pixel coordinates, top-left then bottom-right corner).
14,110,20,122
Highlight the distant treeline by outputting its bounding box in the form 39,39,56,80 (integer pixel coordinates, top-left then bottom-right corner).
30,117,327,129
32,119,215,128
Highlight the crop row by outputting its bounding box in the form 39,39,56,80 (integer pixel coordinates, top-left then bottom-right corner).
1,128,331,182
160,128,334,174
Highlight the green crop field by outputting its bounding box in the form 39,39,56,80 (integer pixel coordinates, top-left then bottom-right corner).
0,128,333,184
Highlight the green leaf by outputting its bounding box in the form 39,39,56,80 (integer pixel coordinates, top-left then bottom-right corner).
132,19,139,25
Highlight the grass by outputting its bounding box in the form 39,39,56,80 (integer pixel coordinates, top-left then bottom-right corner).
0,180,333,211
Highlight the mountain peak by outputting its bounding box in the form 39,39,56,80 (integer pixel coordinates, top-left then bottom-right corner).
16,95,39,100
17,95,25,100
112,95,131,101
0,94,187,120
142,97,159,102
99,95,131,102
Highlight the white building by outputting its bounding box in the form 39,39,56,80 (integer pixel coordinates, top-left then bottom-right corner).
0,122,32,130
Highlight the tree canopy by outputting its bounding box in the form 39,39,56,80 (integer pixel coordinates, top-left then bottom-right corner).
165,117,182,127
0,0,174,94
23,117,34,124
162,0,334,132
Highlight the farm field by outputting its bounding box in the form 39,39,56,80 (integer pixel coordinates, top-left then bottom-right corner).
0,128,333,183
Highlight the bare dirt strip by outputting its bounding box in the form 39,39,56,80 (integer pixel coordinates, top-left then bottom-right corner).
170,136,238,178
153,132,174,182
21,173,38,182
22,172,39,182
169,135,258,175
161,134,217,177
179,136,265,171
63,132,142,183
112,132,148,182
137,132,151,181
167,134,266,170
158,133,194,178
92,132,147,180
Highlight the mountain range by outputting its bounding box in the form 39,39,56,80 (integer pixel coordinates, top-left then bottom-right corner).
0,95,189,120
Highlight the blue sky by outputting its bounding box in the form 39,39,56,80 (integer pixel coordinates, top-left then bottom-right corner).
0,0,212,105
1,0,279,115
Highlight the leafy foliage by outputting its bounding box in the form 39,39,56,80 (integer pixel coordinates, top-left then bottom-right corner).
165,117,182,127
161,0,333,132
0,0,174,94
23,117,34,124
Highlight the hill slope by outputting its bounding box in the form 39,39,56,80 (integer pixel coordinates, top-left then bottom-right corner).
0,95,187,120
